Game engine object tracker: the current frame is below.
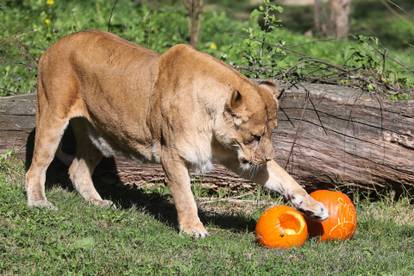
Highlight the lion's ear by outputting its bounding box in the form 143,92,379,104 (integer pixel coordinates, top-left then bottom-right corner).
258,80,281,99
226,89,243,112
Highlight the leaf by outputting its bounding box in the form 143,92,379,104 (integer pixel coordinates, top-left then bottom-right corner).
367,83,376,92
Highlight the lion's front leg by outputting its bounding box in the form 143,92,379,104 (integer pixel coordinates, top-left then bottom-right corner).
161,148,208,238
257,160,329,220
222,159,328,220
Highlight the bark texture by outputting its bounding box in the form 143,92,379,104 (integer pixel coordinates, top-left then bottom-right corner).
183,0,203,47
314,0,351,39
1,83,413,194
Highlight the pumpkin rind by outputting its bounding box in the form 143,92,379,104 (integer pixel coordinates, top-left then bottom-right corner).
256,205,308,249
308,190,357,241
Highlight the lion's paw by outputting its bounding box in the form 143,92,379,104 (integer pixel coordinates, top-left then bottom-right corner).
90,199,115,208
180,221,209,239
291,194,329,221
28,199,58,210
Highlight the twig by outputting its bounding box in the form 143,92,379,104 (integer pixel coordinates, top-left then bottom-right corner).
198,192,254,204
279,107,295,128
297,83,328,135
277,81,298,128
107,0,120,32
387,0,409,15
233,65,273,73
198,195,273,206
284,83,310,169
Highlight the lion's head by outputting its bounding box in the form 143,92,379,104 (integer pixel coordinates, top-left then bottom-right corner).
215,80,279,170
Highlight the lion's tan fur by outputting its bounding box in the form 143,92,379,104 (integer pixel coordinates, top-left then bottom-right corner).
26,31,328,237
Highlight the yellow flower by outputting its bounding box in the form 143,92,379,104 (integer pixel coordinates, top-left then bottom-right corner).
44,18,51,26
209,42,217,50
47,0,54,6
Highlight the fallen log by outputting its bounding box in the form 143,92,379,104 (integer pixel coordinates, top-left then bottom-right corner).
1,83,413,195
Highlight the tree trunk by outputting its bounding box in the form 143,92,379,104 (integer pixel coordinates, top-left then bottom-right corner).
1,83,413,195
183,0,203,47
314,0,351,39
314,0,329,36
330,0,351,39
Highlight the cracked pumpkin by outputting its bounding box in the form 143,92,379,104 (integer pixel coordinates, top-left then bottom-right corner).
256,205,308,249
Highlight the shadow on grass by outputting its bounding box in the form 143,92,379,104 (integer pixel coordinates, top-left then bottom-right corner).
25,126,256,233
93,168,256,232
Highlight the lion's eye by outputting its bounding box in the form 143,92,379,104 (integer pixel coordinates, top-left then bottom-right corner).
247,134,261,144
253,135,261,142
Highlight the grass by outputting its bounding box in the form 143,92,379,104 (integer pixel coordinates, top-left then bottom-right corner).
0,2,414,273
1,156,414,274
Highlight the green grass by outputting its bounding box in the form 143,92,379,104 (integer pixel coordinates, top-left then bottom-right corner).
1,157,414,274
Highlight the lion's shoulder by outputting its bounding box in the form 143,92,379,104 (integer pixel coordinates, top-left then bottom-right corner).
161,43,201,61
160,43,251,87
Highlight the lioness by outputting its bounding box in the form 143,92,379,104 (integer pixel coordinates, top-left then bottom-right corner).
26,30,328,237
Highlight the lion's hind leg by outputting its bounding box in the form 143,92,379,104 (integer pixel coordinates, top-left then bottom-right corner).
68,119,113,208
26,54,84,209
26,109,69,209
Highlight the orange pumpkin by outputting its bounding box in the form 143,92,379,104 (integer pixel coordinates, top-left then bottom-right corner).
256,205,308,249
307,190,357,241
